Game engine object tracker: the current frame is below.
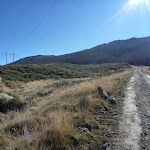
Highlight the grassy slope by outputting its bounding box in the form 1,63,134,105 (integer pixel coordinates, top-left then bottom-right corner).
0,63,130,82
0,63,133,150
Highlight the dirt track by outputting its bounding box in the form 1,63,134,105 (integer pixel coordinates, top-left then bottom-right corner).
115,67,150,150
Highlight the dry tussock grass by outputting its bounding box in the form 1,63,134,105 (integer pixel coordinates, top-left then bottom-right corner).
0,84,13,95
23,79,56,94
0,69,133,150
56,69,131,100
35,112,73,150
141,67,150,74
3,112,73,150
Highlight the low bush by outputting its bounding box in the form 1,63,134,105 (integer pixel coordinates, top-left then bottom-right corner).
0,97,26,113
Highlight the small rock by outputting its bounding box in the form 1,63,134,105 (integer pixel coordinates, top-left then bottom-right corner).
0,93,14,100
142,146,146,149
97,87,109,99
103,106,109,111
103,91,109,99
70,136,79,147
79,127,89,132
101,143,108,150
97,87,103,95
84,122,92,131
96,117,101,121
145,137,148,140
29,107,39,112
108,96,116,104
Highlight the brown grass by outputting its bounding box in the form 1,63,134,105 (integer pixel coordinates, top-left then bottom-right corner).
0,84,13,95
0,68,133,150
141,66,150,74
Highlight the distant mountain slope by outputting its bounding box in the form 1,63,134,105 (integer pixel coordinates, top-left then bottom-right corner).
12,36,150,65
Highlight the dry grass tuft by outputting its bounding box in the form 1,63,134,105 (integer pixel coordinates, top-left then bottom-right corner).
0,84,13,95
36,112,73,150
141,66,150,74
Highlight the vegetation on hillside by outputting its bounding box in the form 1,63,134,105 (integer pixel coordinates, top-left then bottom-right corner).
0,63,133,150
0,63,130,82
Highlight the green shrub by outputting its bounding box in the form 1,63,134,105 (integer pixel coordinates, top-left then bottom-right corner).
0,63,131,82
0,97,26,113
7,98,22,111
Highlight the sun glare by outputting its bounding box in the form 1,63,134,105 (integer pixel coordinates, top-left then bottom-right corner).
129,0,150,10
129,0,150,13
129,0,144,5
146,0,150,13
115,0,150,18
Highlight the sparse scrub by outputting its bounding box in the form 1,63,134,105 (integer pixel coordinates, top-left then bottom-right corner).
0,63,130,82
0,63,133,149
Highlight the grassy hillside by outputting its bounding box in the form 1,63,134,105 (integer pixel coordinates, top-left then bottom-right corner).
0,69,133,149
0,63,130,82
12,36,150,66
0,63,133,150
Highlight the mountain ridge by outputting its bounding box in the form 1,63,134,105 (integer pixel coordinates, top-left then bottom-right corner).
12,36,150,65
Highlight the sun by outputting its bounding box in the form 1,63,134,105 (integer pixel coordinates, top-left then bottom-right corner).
111,0,150,24
129,0,150,13
116,0,150,16
128,0,146,8
130,0,145,4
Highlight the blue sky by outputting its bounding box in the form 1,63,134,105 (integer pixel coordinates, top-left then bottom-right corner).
0,0,150,65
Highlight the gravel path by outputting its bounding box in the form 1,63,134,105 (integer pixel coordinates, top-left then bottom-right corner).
115,67,142,150
115,67,150,150
135,67,150,150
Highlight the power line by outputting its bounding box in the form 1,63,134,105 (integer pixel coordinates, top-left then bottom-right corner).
7,0,31,64
2,52,17,65
10,53,17,63
3,52,8,65
10,0,31,43
25,0,57,40
32,0,87,47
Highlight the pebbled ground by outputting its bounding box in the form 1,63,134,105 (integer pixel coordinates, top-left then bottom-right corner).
114,67,150,150
135,67,150,150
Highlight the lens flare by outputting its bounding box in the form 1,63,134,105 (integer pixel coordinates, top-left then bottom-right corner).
25,132,32,139
113,0,150,21
146,0,150,13
129,0,144,5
